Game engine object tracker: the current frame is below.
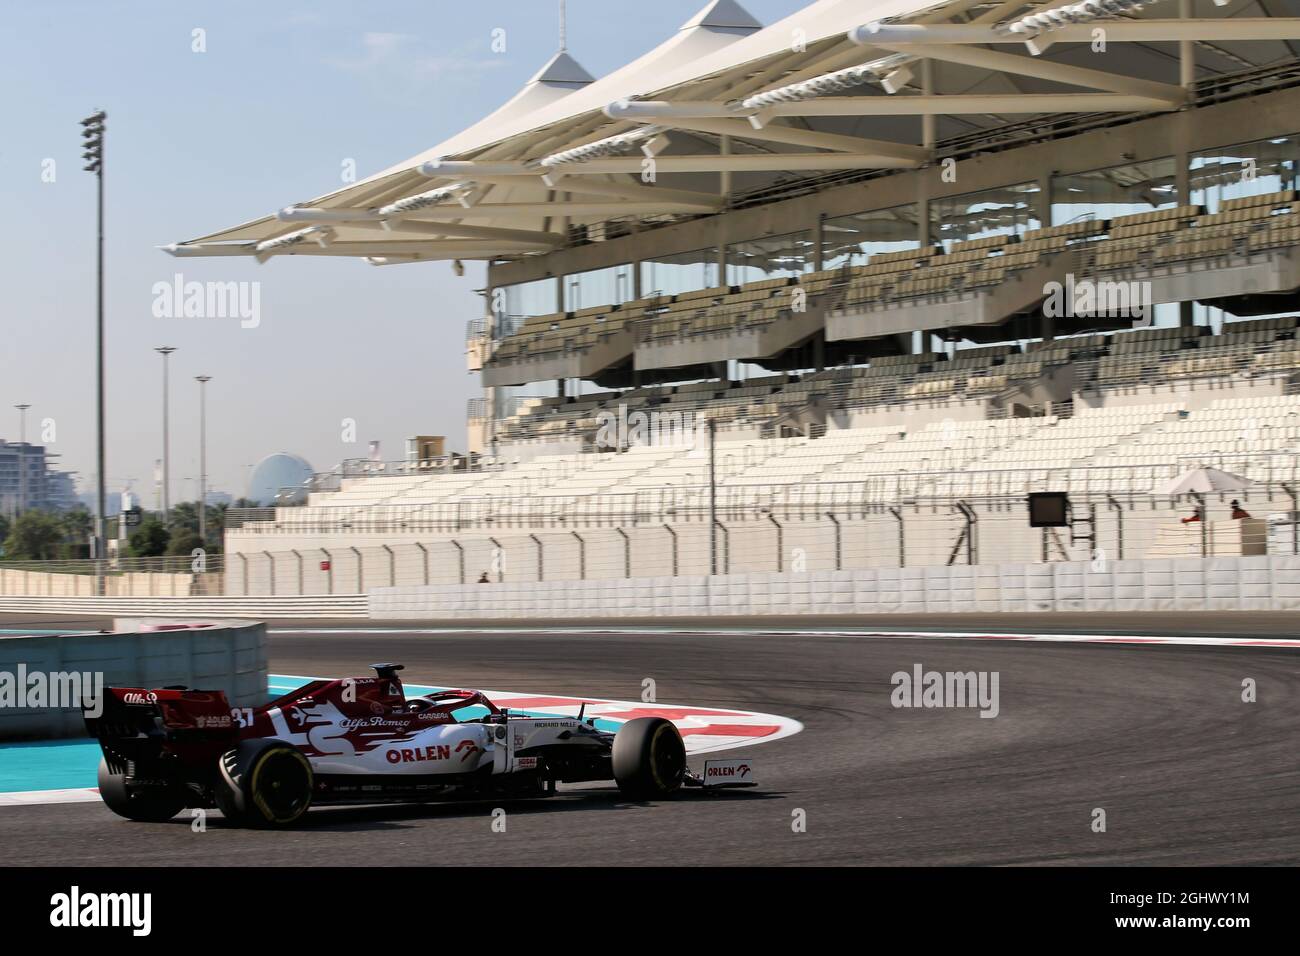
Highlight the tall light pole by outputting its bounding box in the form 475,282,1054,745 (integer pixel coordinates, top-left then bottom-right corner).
708,419,717,576
81,109,106,571
14,404,31,516
155,347,176,523
196,375,211,545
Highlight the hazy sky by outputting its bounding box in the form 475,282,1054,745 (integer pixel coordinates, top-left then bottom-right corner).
2,0,802,505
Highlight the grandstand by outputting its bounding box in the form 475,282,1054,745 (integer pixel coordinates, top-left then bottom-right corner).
167,0,1300,595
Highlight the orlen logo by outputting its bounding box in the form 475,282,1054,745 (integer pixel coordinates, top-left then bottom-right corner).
455,739,483,763
122,692,158,705
706,763,750,778
387,745,451,764
385,740,484,765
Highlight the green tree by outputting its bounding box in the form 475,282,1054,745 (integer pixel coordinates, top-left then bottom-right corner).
167,502,199,536
165,501,223,554
0,513,10,555
166,531,205,558
4,511,65,560
128,517,170,558
58,508,93,559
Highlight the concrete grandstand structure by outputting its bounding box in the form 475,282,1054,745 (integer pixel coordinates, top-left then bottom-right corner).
161,0,1300,598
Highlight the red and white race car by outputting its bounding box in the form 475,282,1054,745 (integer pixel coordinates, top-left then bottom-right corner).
84,664,753,827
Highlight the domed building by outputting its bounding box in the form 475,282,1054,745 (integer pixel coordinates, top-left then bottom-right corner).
247,453,314,506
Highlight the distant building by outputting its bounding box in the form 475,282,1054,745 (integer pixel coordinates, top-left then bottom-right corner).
77,491,126,516
0,440,75,514
44,471,80,512
247,453,314,506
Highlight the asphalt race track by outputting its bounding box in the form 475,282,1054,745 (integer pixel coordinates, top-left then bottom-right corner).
2,615,1298,866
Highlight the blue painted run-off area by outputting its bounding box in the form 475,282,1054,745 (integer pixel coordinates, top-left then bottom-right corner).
0,675,619,794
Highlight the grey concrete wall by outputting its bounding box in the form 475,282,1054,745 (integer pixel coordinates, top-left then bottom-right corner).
0,620,268,740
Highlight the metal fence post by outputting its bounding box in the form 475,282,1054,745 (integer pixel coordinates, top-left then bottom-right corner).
1195,491,1208,557
382,544,395,587
415,542,429,585
767,513,783,572
530,534,543,581
265,551,275,596
664,524,678,576
322,548,333,595
826,512,841,570
238,553,249,595
1284,484,1299,555
1107,496,1125,561
571,531,585,580
889,506,905,567
349,546,363,592
452,539,465,584
291,549,303,595
616,527,630,578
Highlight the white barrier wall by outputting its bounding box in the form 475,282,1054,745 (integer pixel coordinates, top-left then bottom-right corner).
0,619,268,740
0,595,367,618
371,555,1300,619
0,568,209,596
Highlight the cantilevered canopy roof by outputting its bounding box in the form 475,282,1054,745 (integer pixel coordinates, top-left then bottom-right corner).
168,0,1300,266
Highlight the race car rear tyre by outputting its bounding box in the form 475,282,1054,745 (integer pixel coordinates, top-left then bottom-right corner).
97,758,187,822
215,739,313,828
612,717,686,799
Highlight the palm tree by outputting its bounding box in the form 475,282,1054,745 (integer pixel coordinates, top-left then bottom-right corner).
59,508,93,558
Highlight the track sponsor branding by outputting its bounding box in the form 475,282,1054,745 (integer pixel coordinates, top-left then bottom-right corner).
702,758,755,787
386,744,450,764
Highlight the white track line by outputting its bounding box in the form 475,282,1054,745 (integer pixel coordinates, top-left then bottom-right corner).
0,788,100,807
269,626,1300,649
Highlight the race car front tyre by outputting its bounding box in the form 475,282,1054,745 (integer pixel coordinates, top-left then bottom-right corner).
97,758,187,822
215,739,313,828
612,717,686,799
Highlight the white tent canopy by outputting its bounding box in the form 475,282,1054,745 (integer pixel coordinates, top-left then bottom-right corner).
166,0,1300,264
1153,467,1256,497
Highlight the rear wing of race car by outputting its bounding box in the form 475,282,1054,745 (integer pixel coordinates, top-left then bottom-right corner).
85,687,240,772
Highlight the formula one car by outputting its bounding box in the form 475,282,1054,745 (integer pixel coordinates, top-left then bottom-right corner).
84,664,752,827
